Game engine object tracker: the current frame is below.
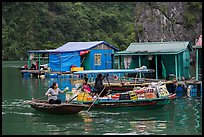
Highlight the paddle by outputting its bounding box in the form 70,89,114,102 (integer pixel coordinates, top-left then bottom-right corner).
32,96,46,100
86,86,106,112
66,93,78,103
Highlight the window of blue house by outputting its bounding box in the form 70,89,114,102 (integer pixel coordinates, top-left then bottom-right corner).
94,54,101,65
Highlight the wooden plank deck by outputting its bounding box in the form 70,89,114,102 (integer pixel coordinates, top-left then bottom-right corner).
21,70,71,75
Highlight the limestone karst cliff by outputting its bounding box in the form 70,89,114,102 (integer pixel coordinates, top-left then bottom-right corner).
134,2,202,44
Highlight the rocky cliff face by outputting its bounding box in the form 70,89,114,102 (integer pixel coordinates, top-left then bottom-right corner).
134,2,202,44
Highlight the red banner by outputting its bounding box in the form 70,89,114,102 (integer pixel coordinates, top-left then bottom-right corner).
80,50,90,56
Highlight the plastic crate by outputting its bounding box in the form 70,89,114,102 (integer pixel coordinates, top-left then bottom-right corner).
119,93,130,100
190,86,198,97
71,67,84,72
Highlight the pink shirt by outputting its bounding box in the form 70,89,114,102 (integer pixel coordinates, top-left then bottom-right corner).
83,84,91,93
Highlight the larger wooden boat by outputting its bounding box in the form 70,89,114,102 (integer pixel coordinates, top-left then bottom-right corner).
25,99,89,115
74,68,173,93
70,68,175,111
73,97,171,109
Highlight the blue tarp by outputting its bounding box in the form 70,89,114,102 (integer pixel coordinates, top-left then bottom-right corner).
49,52,80,72
28,41,118,53
55,41,118,52
28,41,119,72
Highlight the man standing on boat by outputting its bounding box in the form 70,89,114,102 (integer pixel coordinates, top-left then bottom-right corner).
93,73,107,97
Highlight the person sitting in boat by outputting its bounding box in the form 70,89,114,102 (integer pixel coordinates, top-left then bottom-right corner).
171,78,178,94
82,77,91,94
45,82,69,104
92,73,107,97
35,60,39,70
24,64,28,70
30,63,36,70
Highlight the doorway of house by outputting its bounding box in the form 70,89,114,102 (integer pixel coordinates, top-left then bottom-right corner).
148,55,163,79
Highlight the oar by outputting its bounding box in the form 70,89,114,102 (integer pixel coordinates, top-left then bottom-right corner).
32,96,47,100
86,86,106,112
23,95,47,105
66,93,78,103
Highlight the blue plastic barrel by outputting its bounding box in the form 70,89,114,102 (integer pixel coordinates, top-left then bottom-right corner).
175,85,184,97
49,74,58,78
23,72,30,77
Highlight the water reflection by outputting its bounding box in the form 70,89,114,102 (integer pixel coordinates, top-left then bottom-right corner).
80,111,94,133
2,62,202,135
27,112,85,135
193,98,202,134
168,97,202,135
129,120,167,135
2,97,202,135
78,108,170,135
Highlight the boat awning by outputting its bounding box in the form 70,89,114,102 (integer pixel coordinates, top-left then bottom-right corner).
73,68,155,75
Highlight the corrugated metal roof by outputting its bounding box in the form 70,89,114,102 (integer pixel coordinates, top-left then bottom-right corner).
28,41,118,53
116,41,191,55
55,41,118,52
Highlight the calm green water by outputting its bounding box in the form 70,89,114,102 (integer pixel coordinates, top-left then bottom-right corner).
2,61,202,135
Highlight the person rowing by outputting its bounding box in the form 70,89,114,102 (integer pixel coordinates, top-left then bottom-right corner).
92,73,110,97
45,82,69,104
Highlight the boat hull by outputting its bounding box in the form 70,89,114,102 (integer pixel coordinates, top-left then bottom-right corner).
74,97,170,110
27,100,88,115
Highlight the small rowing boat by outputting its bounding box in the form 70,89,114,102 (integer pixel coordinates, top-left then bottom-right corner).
25,99,88,115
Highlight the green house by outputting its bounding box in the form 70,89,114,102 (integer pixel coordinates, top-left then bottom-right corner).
114,41,193,80
193,35,202,81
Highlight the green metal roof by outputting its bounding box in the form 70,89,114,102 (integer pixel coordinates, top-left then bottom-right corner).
115,41,192,55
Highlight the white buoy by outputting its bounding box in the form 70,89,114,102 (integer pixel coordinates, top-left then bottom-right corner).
65,87,69,91
40,75,45,79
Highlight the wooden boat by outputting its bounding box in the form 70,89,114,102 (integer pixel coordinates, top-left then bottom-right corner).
71,90,175,110
71,68,174,110
74,68,173,93
25,99,89,115
73,97,171,109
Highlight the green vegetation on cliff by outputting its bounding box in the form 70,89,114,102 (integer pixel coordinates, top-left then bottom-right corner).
2,2,201,60
2,2,136,60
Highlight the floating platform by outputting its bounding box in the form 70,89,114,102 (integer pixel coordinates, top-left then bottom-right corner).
21,69,72,78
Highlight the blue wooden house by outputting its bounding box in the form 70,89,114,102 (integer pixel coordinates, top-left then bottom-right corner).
27,41,118,72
